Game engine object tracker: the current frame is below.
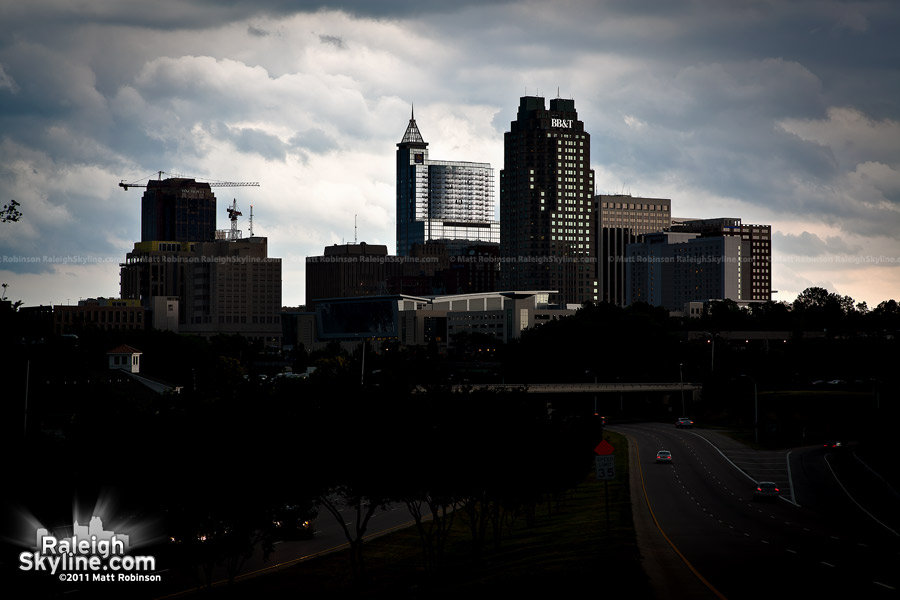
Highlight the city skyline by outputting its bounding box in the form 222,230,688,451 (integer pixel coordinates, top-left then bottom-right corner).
1,1,898,309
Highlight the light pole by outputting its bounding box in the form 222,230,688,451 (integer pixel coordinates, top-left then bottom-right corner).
741,374,758,444
704,332,715,373
679,363,685,417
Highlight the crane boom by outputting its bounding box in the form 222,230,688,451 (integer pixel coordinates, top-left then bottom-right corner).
118,171,259,190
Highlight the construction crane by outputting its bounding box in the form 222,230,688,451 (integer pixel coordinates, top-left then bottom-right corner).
226,199,242,241
118,170,259,190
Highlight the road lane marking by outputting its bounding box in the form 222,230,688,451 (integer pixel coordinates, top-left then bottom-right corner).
823,453,900,537
631,437,728,600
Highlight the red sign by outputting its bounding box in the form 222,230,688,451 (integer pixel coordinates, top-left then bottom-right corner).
594,440,615,455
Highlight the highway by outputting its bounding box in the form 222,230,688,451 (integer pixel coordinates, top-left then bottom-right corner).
611,423,900,599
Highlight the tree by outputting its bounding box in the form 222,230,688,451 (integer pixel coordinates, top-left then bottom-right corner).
1,199,22,223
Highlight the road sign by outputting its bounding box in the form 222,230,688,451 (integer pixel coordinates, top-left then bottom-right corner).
594,439,615,455
595,455,615,480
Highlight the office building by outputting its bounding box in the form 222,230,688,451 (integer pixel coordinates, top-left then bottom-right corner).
140,177,217,243
396,108,498,257
596,194,671,305
120,237,282,343
625,231,751,311
305,241,499,311
500,96,597,306
54,298,147,335
671,218,772,302
314,290,575,351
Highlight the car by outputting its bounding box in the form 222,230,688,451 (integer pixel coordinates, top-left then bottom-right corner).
267,505,316,541
675,417,694,429
656,450,672,463
753,481,780,501
822,440,843,449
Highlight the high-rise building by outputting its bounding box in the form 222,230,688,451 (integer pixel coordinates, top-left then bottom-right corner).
671,218,772,302
396,108,498,257
626,231,748,311
500,96,597,306
141,177,217,243
596,194,671,305
120,237,282,343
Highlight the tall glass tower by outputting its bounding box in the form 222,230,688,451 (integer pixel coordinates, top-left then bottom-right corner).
396,108,498,256
500,96,596,305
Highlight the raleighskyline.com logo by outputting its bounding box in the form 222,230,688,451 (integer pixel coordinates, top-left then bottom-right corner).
19,516,159,583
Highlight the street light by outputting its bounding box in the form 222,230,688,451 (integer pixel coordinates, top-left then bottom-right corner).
679,363,685,417
704,332,715,373
740,374,758,444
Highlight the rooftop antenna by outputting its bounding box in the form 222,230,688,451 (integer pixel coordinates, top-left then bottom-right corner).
249,204,254,237
354,214,358,244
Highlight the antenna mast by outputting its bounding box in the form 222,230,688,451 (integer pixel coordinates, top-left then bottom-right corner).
354,214,358,244
249,205,254,237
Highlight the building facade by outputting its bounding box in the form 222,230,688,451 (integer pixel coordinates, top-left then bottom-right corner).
141,177,217,243
671,218,772,302
305,242,500,311
313,290,574,351
500,96,597,306
120,237,282,343
396,108,498,257
596,194,672,305
54,298,147,335
625,231,750,311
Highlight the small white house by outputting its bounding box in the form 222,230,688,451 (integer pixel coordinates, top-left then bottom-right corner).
107,344,142,374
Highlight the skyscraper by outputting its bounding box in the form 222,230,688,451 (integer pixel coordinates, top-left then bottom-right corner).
395,108,498,257
140,177,217,243
500,96,596,305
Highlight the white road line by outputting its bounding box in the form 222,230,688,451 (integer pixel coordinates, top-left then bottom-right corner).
824,454,900,537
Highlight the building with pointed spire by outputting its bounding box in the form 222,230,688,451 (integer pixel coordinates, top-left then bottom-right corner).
396,107,498,256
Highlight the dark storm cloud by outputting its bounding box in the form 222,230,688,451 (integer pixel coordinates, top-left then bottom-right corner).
222,125,288,162
1,0,898,307
318,34,347,49
0,0,512,33
248,24,271,37
774,231,860,257
288,128,340,156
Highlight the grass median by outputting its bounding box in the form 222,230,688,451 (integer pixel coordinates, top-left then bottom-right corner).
201,431,648,598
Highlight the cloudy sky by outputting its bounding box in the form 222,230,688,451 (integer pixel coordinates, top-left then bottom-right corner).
1,0,898,310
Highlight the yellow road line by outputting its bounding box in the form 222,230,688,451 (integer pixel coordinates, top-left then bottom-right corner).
633,437,728,600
